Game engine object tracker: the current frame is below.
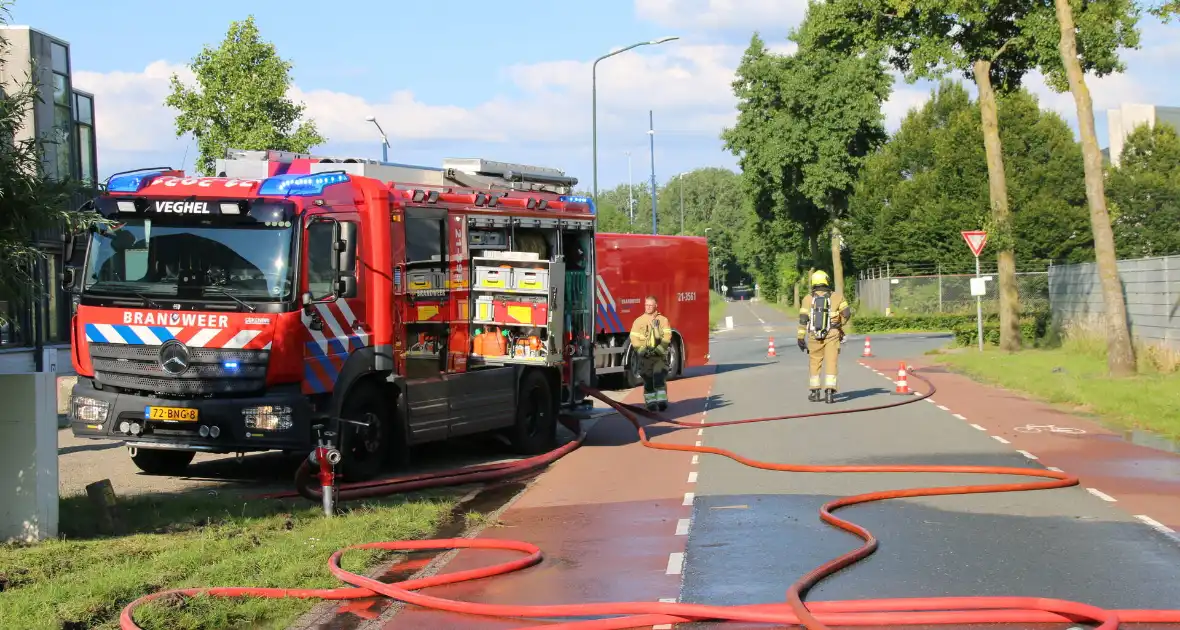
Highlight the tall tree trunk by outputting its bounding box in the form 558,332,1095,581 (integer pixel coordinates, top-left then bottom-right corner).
972,59,1022,351
793,278,801,309
830,223,845,295
1053,0,1137,376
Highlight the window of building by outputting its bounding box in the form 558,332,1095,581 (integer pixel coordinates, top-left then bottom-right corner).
50,41,69,75
74,93,96,185
50,42,73,181
74,92,93,125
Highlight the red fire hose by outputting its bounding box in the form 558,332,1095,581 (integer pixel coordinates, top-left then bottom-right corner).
121,369,1180,629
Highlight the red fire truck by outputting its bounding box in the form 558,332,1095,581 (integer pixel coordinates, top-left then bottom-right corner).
64,149,709,478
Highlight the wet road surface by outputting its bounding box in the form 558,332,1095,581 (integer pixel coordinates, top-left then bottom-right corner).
682,300,1180,629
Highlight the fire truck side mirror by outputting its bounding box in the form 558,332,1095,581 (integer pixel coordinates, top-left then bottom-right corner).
61,267,78,292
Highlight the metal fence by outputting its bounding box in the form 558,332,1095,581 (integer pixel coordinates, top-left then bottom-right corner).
857,263,1051,315
1049,255,1179,349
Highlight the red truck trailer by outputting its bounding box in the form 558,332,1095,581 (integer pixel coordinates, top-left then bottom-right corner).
63,149,709,479
592,233,710,388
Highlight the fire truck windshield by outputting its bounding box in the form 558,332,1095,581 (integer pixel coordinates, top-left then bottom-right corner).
83,218,295,303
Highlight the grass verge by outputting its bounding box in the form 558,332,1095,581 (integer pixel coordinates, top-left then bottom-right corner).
709,291,726,330
0,488,459,630
935,344,1180,439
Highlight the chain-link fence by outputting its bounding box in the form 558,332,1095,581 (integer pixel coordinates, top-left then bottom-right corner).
856,262,1051,316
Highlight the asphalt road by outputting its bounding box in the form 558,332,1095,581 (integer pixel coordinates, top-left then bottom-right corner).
683,300,1180,629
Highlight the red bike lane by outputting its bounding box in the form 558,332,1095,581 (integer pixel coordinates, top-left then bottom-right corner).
862,356,1180,539
373,366,717,629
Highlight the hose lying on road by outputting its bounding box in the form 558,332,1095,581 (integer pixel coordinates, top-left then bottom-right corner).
120,368,1180,630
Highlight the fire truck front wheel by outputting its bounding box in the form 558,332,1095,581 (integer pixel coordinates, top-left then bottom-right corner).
509,371,557,455
129,448,196,476
338,382,390,482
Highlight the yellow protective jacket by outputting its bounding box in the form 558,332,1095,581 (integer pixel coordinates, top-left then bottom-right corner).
630,312,672,354
798,289,850,341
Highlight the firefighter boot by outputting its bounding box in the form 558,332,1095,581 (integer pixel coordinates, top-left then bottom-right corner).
824,389,836,404
643,391,658,411
808,389,821,403
656,388,668,411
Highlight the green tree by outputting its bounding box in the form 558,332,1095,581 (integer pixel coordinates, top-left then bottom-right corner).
0,1,98,306
1150,0,1180,20
721,27,890,301
806,0,1138,352
846,81,1094,276
166,16,326,175
1046,0,1141,376
1108,122,1180,258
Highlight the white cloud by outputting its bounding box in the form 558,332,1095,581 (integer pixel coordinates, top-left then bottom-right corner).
70,11,1180,181
635,0,809,32
73,43,751,174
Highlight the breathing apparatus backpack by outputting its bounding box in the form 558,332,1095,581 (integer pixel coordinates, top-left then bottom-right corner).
808,292,832,340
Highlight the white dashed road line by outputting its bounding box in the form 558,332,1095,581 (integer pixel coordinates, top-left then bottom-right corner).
1017,450,1039,460
691,455,699,465
683,492,695,506
970,424,987,431
687,471,698,483
953,413,967,420
1048,466,1064,472
665,552,685,575
675,518,691,536
1135,514,1176,534
992,435,1011,444
1087,488,1117,502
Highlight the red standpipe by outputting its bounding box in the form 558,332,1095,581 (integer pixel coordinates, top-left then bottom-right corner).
121,369,1180,630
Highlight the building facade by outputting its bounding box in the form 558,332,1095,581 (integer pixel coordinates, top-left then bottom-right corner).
0,26,97,373
1107,103,1180,167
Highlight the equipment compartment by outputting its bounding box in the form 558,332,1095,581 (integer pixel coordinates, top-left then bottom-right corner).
512,268,550,292
407,270,446,291
494,297,549,327
475,266,512,289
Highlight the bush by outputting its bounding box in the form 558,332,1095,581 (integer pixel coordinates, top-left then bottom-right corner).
854,313,996,334
952,312,1050,347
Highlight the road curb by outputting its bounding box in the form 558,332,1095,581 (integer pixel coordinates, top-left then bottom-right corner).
285,478,535,630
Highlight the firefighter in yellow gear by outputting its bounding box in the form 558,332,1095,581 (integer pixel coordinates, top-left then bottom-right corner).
797,270,851,404
630,295,673,411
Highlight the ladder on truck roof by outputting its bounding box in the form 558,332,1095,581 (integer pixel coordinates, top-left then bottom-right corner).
214,148,579,195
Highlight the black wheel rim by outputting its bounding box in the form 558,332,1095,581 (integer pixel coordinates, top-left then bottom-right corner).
350,412,383,461
524,384,546,437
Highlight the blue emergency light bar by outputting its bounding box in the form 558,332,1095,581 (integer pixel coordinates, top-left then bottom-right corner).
559,195,596,214
258,172,350,197
106,169,169,193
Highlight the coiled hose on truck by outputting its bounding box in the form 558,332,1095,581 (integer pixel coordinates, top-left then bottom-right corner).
119,368,1180,630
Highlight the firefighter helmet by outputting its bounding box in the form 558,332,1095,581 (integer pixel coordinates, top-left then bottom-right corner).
811,270,831,287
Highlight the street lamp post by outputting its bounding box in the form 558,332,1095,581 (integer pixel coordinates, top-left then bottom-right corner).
673,172,688,234
591,36,679,204
648,110,657,235
626,150,634,225
364,116,390,162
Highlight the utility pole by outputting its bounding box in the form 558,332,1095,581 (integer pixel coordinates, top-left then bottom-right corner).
677,172,687,234
648,110,658,235
591,37,679,204
626,150,634,225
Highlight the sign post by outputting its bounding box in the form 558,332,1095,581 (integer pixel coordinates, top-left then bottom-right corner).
961,230,988,351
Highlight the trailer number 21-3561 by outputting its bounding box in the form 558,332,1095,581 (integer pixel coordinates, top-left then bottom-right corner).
677,292,697,302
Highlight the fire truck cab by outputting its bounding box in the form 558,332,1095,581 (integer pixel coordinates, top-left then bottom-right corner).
65,150,599,479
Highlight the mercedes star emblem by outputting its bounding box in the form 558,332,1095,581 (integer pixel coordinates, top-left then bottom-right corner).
158,340,191,376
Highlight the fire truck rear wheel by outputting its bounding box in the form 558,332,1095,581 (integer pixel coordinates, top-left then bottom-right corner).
339,382,389,482
509,371,557,455
129,448,196,475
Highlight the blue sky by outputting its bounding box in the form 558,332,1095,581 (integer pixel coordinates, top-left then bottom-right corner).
12,0,1180,190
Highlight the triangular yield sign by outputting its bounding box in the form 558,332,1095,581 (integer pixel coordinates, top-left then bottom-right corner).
961,231,988,257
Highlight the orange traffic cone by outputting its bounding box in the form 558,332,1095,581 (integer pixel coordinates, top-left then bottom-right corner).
862,336,873,358
894,362,912,395
767,336,777,358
